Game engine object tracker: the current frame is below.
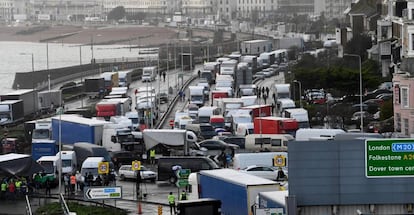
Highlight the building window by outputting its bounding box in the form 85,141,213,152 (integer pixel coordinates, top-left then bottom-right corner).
396,113,401,132
402,87,409,108
409,32,414,51
404,118,409,136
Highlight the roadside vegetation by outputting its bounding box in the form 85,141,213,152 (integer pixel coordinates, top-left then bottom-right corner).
36,202,128,215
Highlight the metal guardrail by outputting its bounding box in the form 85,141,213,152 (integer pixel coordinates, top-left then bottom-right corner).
59,193,73,215
25,195,33,215
155,74,198,129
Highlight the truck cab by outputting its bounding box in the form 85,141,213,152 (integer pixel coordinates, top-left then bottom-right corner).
142,66,157,82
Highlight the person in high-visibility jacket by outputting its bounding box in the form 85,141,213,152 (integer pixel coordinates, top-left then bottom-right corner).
168,192,176,215
150,149,156,165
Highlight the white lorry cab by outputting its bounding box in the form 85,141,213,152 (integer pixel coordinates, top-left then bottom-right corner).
282,108,310,128
295,128,346,141
81,157,105,179
37,155,59,177
56,151,77,174
276,98,295,116
189,86,205,106
142,66,157,82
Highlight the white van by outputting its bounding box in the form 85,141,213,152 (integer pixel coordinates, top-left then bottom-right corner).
56,151,77,174
276,98,295,116
232,152,288,170
81,157,105,179
295,128,346,141
142,66,157,82
244,134,293,152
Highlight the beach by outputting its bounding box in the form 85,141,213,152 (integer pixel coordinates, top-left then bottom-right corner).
0,24,185,46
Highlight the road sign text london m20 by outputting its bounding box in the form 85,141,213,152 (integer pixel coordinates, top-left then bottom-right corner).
366,139,414,177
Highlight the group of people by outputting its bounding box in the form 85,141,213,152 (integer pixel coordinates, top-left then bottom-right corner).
0,177,30,200
168,190,188,215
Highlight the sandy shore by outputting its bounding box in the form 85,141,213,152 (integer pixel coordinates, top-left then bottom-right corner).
0,24,182,46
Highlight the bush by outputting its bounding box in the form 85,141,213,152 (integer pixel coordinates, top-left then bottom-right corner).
36,202,128,215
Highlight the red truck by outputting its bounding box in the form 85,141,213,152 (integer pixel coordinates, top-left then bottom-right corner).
242,104,272,118
253,116,298,136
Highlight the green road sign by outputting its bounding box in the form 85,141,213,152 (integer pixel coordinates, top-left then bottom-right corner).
176,179,189,188
176,169,191,178
366,139,414,177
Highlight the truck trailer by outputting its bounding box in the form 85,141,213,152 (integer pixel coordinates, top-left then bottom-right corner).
198,169,280,215
84,77,106,99
0,100,24,126
37,90,62,113
1,89,38,118
51,115,109,145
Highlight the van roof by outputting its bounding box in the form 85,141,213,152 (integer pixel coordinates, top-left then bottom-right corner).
83,157,105,162
200,169,278,186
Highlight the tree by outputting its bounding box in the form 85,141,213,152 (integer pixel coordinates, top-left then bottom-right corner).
107,6,126,21
344,34,372,61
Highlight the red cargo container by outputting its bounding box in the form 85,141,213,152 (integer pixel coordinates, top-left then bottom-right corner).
95,103,117,117
253,116,298,135
242,104,272,118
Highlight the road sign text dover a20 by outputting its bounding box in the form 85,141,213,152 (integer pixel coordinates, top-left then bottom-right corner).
366,139,414,177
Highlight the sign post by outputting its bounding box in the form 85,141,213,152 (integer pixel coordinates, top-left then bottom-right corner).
84,187,122,200
366,139,414,177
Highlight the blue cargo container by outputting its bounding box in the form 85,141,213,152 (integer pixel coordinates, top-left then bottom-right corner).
31,140,58,161
199,169,280,215
51,115,109,145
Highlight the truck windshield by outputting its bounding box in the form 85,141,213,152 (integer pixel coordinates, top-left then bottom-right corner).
32,129,50,139
39,161,54,174
118,134,134,143
62,159,72,168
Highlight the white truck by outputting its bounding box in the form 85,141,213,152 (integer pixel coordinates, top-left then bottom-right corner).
56,151,77,174
38,90,62,113
189,86,205,106
220,59,238,77
273,84,291,99
117,69,133,88
282,108,310,128
102,122,143,152
142,129,203,156
142,66,157,82
258,52,275,69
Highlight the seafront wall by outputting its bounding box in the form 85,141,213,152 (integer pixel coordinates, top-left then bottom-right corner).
13,60,147,91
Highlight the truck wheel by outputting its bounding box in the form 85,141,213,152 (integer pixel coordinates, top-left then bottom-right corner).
120,175,125,181
169,176,177,184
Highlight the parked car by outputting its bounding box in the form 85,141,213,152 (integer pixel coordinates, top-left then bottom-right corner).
198,139,240,151
240,165,282,181
253,72,266,80
351,111,374,125
118,164,157,182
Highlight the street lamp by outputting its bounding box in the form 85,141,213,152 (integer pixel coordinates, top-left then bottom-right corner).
20,53,35,111
344,54,363,133
293,80,302,108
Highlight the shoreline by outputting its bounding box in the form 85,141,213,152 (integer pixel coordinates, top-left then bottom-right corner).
0,24,180,46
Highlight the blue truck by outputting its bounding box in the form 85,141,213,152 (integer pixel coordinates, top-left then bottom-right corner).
31,139,58,161
198,169,280,215
51,115,109,145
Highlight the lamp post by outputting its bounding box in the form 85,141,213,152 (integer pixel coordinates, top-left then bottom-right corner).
20,53,35,111
344,54,363,133
293,80,302,108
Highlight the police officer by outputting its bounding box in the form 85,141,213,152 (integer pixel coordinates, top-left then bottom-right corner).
168,192,176,215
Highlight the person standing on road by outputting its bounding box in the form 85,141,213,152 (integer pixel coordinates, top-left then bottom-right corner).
180,190,188,200
150,149,156,165
168,192,176,215
75,171,82,191
163,72,166,82
70,174,76,194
